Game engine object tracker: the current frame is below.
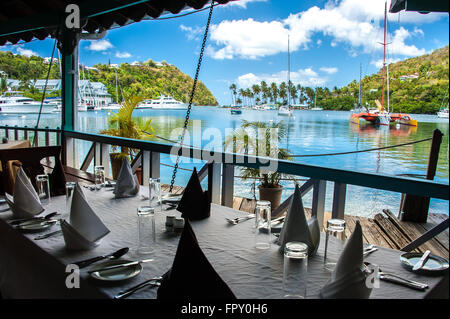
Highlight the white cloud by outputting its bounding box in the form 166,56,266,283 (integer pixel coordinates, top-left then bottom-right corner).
320,67,338,74
115,51,131,58
86,39,113,51
371,57,402,68
180,24,203,40
208,0,439,60
224,0,268,9
16,47,38,57
237,68,327,88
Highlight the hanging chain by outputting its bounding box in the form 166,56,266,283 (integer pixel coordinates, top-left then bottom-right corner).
169,1,215,193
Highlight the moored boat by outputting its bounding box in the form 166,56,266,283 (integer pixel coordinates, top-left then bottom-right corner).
230,106,242,114
0,92,59,114
137,95,187,110
437,108,449,118
278,105,292,116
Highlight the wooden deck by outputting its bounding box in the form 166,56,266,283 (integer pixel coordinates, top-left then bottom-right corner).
73,172,449,260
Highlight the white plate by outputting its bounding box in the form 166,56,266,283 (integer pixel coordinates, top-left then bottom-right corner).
89,259,142,282
15,219,56,232
400,252,449,275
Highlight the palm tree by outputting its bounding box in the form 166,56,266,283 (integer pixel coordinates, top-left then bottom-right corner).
261,81,269,103
289,82,298,105
224,120,292,187
229,83,237,105
270,82,278,103
279,82,287,104
252,84,261,104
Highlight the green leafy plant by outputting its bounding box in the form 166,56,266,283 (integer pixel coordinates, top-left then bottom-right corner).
224,120,293,188
100,95,155,161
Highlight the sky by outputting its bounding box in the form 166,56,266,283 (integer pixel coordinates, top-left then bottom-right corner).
1,0,449,105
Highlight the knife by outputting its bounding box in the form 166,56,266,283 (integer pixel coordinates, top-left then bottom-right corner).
412,250,431,271
74,247,129,268
34,230,63,240
88,258,154,274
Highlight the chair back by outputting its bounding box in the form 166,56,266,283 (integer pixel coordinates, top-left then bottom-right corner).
0,146,66,196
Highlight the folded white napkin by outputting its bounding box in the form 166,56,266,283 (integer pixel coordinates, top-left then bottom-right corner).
319,221,372,299
113,158,139,198
278,184,320,256
61,183,110,250
5,167,44,219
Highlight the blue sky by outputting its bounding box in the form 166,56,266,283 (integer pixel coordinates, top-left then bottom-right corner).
2,0,449,105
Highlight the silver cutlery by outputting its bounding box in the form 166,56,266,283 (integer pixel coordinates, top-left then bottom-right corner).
73,247,129,268
412,250,431,271
88,258,154,274
226,214,255,225
364,263,428,291
114,276,163,299
34,230,63,240
9,211,59,225
363,247,378,257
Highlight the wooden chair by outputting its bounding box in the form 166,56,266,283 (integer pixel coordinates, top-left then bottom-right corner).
0,146,66,196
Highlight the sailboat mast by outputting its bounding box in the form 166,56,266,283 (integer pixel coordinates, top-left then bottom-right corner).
358,63,362,108
287,34,291,107
381,1,387,112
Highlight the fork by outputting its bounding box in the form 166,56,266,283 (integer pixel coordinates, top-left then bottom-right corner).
363,263,428,291
114,276,162,299
226,215,255,225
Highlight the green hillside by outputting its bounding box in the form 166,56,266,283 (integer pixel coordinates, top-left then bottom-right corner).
318,46,449,113
0,51,218,106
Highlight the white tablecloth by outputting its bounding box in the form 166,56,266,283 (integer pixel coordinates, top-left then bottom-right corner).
0,187,447,298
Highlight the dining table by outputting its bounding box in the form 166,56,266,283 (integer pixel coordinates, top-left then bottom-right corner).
0,185,448,299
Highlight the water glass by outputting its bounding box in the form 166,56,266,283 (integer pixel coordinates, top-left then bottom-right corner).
149,178,161,211
283,242,308,299
36,174,51,206
324,219,346,271
254,200,271,250
65,182,76,216
94,165,105,190
137,206,156,255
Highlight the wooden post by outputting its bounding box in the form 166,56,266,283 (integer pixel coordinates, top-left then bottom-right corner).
208,162,221,204
332,182,346,219
399,129,443,223
221,164,234,207
312,179,327,231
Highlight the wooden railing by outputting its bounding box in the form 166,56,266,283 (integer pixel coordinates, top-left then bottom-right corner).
1,124,448,228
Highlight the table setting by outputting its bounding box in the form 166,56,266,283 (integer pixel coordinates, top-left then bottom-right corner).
0,165,448,299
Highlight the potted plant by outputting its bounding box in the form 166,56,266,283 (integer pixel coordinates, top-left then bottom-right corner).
224,120,293,210
100,95,155,180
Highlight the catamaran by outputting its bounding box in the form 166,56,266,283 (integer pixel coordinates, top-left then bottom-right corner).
350,1,417,127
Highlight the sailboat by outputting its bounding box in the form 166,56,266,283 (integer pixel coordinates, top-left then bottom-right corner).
350,1,417,127
278,35,293,117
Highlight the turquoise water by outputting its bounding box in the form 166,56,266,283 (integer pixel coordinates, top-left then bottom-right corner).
1,107,448,217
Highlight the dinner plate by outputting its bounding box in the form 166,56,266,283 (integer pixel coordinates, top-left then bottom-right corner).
400,252,449,275
14,219,56,232
89,259,142,282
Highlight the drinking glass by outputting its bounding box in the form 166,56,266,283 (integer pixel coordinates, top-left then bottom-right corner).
65,182,76,217
36,174,51,206
137,206,156,255
283,242,308,299
254,200,271,250
94,165,105,190
324,219,346,271
149,178,161,211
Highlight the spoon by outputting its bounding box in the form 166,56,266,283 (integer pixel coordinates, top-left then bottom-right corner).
9,211,59,225
226,215,255,225
74,247,130,268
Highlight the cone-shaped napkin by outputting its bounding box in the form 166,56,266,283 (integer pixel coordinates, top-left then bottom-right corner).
5,167,44,219
113,158,139,198
278,184,320,256
157,220,236,299
176,167,210,221
61,183,110,250
319,221,372,299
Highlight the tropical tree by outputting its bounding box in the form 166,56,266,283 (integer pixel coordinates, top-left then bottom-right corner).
229,83,237,105
270,82,278,103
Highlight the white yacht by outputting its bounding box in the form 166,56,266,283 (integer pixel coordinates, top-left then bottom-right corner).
101,103,121,110
437,108,449,118
0,92,59,114
278,105,292,116
138,95,187,110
